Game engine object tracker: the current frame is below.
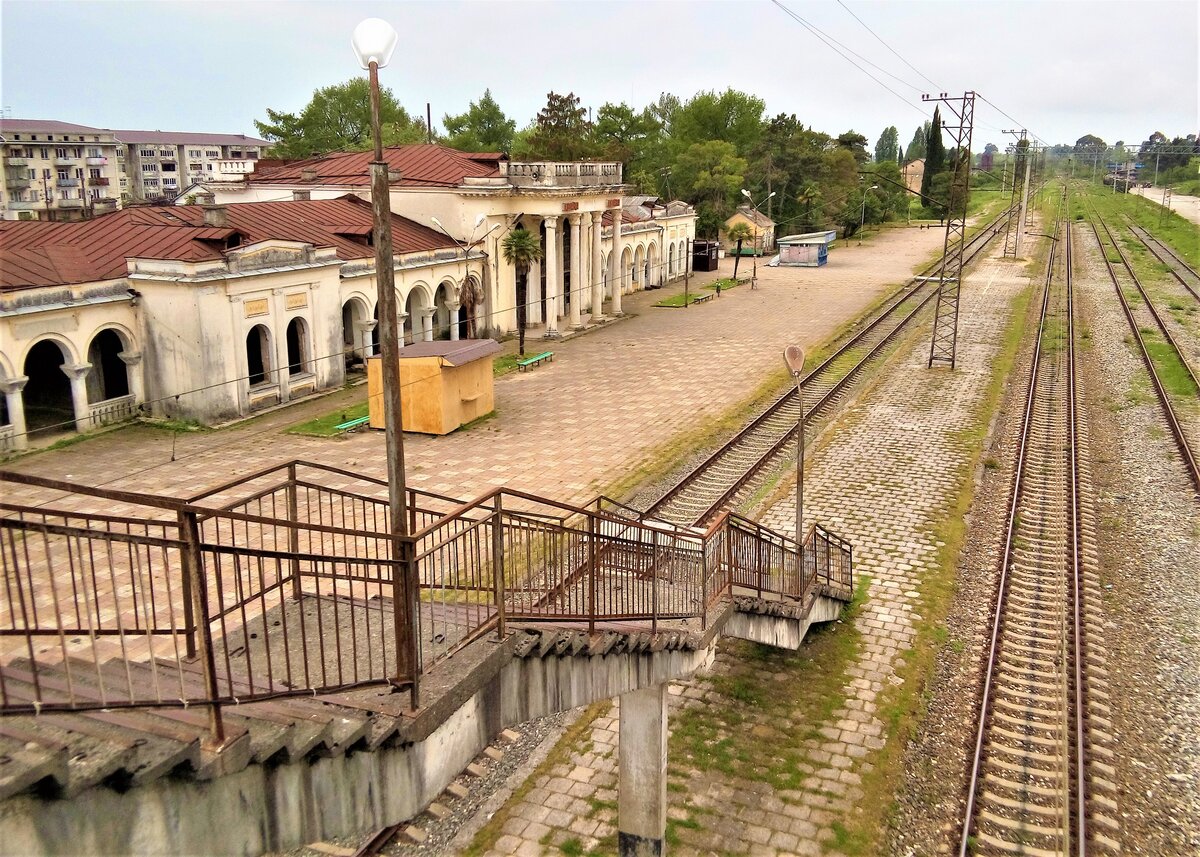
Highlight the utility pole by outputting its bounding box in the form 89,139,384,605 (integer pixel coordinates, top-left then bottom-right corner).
1014,137,1033,257
1001,129,1027,258
925,91,976,370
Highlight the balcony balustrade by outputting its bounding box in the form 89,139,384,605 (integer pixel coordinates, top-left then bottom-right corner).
54,157,79,166
57,198,84,208
88,176,110,186
86,157,108,166
6,176,31,190
4,156,29,167
56,177,80,187
6,200,38,210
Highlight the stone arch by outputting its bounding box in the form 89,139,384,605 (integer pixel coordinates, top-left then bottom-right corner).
341,295,370,361
633,244,646,291
668,243,675,277
21,338,73,433
433,279,458,340
460,274,482,339
620,246,633,295
85,327,130,403
285,316,311,375
246,324,273,386
678,240,688,276
404,282,435,344
647,240,660,288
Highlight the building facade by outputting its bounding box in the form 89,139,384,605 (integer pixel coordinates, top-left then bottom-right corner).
0,196,471,450
111,130,271,204
721,205,776,255
185,144,697,339
0,120,122,221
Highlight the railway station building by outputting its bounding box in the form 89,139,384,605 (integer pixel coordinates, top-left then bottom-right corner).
0,196,469,449
182,144,696,337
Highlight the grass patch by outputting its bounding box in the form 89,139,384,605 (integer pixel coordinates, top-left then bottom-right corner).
667,576,869,792
654,291,711,307
286,400,369,437
1142,336,1200,398
493,353,523,377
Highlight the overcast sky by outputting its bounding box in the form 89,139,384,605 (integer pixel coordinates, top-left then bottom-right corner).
1,0,1196,152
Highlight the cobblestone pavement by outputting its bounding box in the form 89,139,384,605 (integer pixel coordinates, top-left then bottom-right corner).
474,248,1035,856
4,229,946,511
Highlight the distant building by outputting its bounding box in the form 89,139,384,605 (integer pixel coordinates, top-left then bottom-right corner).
721,205,776,255
0,120,122,221
111,130,272,204
0,120,272,219
903,158,925,195
0,196,466,448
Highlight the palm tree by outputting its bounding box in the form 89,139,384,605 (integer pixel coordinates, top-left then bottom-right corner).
726,222,753,280
797,184,822,229
501,226,543,356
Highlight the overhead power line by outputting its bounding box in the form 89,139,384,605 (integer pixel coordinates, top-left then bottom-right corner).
836,0,944,91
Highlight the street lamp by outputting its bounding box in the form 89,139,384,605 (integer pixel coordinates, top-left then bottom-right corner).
353,17,417,701
740,188,775,288
858,185,878,245
431,213,502,338
784,345,806,574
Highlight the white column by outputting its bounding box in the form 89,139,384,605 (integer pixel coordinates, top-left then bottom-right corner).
568,213,583,329
397,312,408,348
609,210,623,316
357,320,377,356
420,309,434,342
543,215,560,338
447,301,461,341
528,255,542,325
118,350,144,405
1,376,29,451
62,363,93,432
618,684,668,857
591,211,605,321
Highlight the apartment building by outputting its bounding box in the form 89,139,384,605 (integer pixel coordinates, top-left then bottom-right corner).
0,120,122,221
111,130,271,203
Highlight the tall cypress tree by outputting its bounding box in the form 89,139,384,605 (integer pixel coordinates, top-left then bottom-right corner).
897,147,904,167
920,107,945,200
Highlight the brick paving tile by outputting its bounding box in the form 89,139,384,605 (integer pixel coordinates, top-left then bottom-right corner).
482,244,1033,854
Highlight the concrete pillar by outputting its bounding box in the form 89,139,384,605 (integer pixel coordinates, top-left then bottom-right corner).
446,301,461,340
568,213,583,329
420,309,434,342
1,375,29,451
356,320,377,356
528,255,542,325
62,362,93,432
609,211,623,316
543,215,560,338
591,211,605,321
397,312,408,348
118,350,144,405
618,683,667,857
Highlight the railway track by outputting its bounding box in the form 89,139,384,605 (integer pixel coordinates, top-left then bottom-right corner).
645,207,1014,527
1084,203,1200,491
960,194,1117,857
1126,221,1200,302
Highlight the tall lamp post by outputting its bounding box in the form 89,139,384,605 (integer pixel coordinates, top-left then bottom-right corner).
858,185,878,245
784,345,806,572
353,18,418,703
740,188,775,288
431,213,502,338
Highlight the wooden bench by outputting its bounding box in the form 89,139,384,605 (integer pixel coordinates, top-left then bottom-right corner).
518,351,554,371
334,415,371,432
690,292,714,305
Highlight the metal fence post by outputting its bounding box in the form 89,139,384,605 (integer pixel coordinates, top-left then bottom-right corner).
492,494,506,640
178,508,224,745
395,533,421,710
588,513,597,635
651,530,659,636
286,462,301,600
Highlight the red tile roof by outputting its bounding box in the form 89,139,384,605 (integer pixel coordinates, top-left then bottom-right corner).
0,196,456,290
248,144,502,188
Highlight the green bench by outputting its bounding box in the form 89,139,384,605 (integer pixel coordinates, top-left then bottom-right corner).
518,351,554,371
334,415,371,432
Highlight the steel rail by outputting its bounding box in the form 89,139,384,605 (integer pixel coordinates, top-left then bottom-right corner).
1094,214,1200,389
1084,205,1200,491
960,195,1089,856
646,208,1015,526
1125,220,1200,302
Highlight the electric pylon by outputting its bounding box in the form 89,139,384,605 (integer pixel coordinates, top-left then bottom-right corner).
926,91,976,369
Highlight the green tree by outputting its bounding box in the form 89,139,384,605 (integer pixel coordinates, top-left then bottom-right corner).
920,107,946,200
726,222,753,278
672,140,748,237
1074,134,1107,154
905,122,930,161
671,89,765,156
501,227,543,356
593,102,663,170
255,78,426,158
836,131,870,164
874,126,899,164
525,92,597,161
442,89,516,153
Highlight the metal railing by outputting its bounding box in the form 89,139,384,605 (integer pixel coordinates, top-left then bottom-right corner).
0,461,852,741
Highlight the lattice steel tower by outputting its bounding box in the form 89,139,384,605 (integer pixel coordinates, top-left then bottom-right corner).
1001,130,1028,258
926,91,976,369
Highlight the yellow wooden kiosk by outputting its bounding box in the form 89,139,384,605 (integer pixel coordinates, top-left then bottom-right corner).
366,340,501,435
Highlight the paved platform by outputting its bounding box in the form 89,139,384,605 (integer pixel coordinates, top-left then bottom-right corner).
3,227,947,511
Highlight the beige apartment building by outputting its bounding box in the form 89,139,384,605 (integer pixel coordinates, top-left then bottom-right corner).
111,130,271,203
0,120,122,221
